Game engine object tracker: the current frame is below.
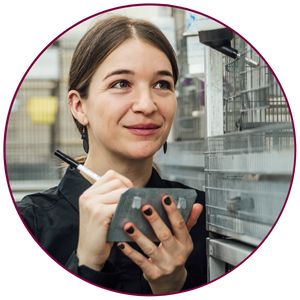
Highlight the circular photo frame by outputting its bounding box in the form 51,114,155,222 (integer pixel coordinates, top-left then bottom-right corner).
1,1,299,299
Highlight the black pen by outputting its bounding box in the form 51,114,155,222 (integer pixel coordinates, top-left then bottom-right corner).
54,149,101,181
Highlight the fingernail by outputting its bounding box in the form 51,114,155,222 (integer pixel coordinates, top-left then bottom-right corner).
143,208,152,216
164,196,172,205
126,226,134,234
118,243,125,250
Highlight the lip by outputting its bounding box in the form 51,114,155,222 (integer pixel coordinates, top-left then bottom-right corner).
125,123,161,129
124,123,161,136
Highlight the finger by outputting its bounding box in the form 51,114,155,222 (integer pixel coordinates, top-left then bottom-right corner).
98,188,125,204
100,170,133,188
80,188,124,206
80,169,133,204
186,203,203,232
116,242,155,275
161,195,190,243
123,222,160,261
87,169,133,191
141,205,175,249
92,178,128,195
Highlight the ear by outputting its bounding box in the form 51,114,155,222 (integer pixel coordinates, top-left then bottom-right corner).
68,90,89,126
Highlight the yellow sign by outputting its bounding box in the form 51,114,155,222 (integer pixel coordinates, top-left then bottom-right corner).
27,96,58,124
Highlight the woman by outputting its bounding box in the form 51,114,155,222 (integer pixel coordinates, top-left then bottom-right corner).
16,15,207,294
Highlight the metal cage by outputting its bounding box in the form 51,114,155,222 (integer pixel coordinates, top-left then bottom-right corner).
223,35,291,133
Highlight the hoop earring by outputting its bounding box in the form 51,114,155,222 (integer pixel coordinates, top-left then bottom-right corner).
163,141,167,154
81,126,89,153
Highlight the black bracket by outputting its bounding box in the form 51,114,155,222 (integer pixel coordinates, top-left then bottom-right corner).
199,27,238,59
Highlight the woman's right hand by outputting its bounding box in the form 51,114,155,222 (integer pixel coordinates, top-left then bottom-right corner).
76,170,133,271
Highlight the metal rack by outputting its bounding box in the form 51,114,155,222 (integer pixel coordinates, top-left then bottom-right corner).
203,30,295,281
5,78,60,181
173,79,205,141
6,39,85,184
205,123,294,247
223,35,291,133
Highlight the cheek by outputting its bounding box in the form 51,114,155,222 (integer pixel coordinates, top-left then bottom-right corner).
173,98,178,116
99,98,132,130
161,97,177,122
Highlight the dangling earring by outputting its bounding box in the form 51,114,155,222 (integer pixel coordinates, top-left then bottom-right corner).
81,126,89,153
163,141,167,154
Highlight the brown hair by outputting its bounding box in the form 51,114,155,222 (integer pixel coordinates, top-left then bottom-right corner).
68,14,178,136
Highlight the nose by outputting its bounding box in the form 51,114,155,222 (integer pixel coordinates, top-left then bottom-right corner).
131,87,158,115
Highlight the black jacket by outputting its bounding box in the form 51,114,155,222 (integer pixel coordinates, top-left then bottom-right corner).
16,166,207,294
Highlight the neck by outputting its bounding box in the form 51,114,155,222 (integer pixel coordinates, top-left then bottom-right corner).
82,150,153,187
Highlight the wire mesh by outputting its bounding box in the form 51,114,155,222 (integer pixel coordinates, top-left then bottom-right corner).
173,80,205,141
171,8,206,142
6,79,60,181
205,32,294,245
205,123,294,243
155,8,206,190
223,35,291,133
5,39,84,183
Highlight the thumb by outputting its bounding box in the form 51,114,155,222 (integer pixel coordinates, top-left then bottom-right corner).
186,203,203,232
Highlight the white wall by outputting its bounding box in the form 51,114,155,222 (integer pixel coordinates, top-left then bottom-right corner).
61,6,170,41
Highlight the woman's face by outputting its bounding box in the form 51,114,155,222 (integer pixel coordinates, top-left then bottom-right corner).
82,38,177,161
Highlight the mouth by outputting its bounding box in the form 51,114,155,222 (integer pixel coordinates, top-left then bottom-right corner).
125,123,161,129
124,123,161,136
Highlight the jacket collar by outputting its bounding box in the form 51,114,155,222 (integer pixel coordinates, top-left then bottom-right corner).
58,167,91,211
58,166,166,212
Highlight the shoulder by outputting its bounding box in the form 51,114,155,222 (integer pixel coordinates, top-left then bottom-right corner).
160,178,205,205
15,186,63,235
16,186,63,213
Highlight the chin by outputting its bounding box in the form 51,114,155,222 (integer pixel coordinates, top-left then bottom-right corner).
120,141,162,160
127,147,159,160
129,151,156,161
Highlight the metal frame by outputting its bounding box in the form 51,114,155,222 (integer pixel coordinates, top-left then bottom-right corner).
204,35,294,282
207,237,255,281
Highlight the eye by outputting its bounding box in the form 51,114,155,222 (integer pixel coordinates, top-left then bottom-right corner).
154,81,171,90
111,81,130,89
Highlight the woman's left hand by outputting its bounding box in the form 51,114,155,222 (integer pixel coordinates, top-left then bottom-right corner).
117,195,203,294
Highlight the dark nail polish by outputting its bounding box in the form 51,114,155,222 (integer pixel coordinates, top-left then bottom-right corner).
118,243,125,250
126,226,134,234
144,208,152,216
164,196,172,205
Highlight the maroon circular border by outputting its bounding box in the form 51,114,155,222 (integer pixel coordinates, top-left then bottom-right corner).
0,0,299,299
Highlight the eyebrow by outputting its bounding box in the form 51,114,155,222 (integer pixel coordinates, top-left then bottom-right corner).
156,70,173,79
103,69,134,81
102,69,174,81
